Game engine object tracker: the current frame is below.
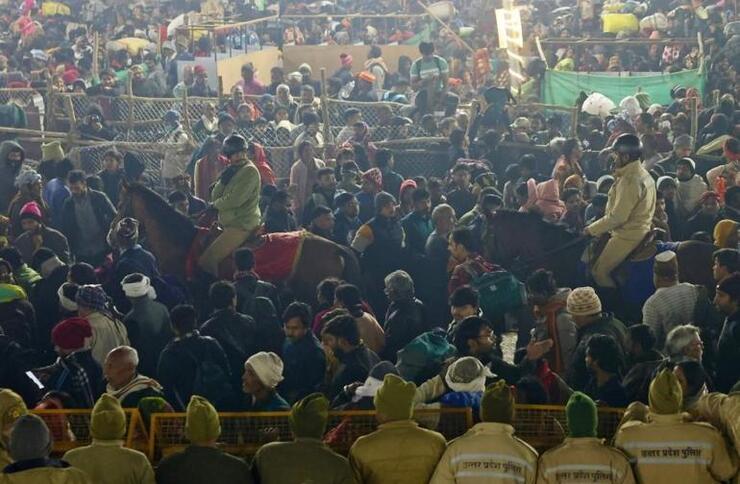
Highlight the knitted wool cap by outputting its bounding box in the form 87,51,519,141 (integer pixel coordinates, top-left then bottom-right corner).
713,220,738,249
90,394,126,441
185,396,220,444
566,392,598,437
19,201,42,222
374,374,416,422
290,393,329,439
717,272,740,301
0,389,27,438
246,352,284,389
51,317,92,351
8,414,51,461
480,380,515,424
374,191,396,213
648,369,683,415
567,287,602,317
653,250,678,279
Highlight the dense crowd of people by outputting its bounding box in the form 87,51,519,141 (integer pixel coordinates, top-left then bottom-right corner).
0,0,738,481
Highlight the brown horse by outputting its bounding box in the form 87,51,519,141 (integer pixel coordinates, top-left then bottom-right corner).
484,210,715,294
117,183,361,303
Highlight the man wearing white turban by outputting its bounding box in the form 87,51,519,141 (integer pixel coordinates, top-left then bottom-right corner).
242,352,290,411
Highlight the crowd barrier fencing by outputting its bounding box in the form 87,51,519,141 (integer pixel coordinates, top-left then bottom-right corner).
32,408,148,455
29,404,626,462
147,407,473,462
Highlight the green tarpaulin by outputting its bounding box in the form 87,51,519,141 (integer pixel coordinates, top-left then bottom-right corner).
542,69,706,107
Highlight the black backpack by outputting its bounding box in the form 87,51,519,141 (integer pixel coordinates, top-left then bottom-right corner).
178,348,234,410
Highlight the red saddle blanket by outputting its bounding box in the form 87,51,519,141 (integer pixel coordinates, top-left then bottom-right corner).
186,229,305,282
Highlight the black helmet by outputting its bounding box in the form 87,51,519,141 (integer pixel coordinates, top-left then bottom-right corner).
222,134,248,157
612,133,642,157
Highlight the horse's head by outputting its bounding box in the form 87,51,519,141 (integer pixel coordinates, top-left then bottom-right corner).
113,181,198,251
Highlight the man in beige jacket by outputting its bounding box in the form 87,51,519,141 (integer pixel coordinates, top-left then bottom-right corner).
430,380,539,484
585,133,656,288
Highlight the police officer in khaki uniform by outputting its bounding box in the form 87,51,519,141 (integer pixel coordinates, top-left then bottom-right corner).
537,392,635,483
615,369,737,483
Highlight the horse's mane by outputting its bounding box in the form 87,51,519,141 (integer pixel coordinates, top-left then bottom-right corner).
125,183,198,241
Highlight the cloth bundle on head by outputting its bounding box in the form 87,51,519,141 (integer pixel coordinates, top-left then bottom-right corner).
480,380,514,424
19,201,42,223
58,282,78,312
445,357,494,393
0,284,26,304
714,220,738,248
290,393,329,439
41,141,64,162
362,168,382,189
649,368,683,415
567,287,602,317
340,53,353,67
246,352,284,389
121,273,156,300
566,391,597,437
374,374,416,422
0,390,27,439
353,361,399,402
76,284,109,312
14,170,41,189
51,317,92,351
717,272,740,300
90,394,126,441
8,414,51,462
653,250,678,279
185,395,220,444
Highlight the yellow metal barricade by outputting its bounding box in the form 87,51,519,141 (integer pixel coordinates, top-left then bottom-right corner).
32,409,148,455
148,407,473,462
512,404,625,452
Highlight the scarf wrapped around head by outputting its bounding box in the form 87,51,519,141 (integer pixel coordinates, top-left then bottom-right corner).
57,283,78,312
362,168,383,191
75,284,109,312
121,273,157,300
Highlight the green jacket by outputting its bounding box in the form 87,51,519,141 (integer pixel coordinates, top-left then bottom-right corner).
63,441,155,484
211,162,261,232
349,420,446,484
253,438,354,484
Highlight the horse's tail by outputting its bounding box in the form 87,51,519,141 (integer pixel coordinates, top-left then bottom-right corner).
337,245,363,289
